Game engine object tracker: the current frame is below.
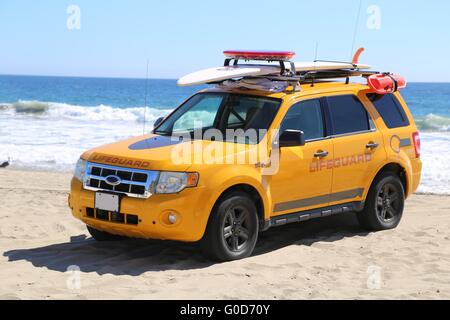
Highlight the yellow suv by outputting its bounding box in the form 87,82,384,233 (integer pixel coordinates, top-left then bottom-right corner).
69,60,422,262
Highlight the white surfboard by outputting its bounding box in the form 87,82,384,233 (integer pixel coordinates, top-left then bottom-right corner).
177,65,280,87
291,61,371,72
178,62,371,87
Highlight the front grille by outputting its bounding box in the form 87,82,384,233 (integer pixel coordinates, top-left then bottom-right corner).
85,208,139,225
83,162,159,198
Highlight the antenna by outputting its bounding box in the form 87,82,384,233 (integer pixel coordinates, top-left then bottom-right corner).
314,42,319,62
311,42,319,87
143,59,149,135
350,0,363,61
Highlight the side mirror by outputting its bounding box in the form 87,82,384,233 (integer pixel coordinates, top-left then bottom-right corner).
154,117,164,128
279,130,306,148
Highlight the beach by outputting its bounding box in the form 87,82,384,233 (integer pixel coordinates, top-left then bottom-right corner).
1,168,449,300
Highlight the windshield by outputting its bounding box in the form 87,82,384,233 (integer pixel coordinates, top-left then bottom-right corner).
154,93,281,144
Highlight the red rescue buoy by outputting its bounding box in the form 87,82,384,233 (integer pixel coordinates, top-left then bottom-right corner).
367,74,407,94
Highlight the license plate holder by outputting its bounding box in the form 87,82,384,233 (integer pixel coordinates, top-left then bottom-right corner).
95,192,120,213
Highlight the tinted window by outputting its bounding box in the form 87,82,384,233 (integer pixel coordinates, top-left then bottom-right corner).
280,99,324,141
327,95,370,135
367,93,410,129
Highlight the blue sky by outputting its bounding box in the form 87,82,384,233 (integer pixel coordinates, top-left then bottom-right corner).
0,0,449,81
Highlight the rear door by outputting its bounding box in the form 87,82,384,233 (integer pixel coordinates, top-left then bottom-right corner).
325,94,387,205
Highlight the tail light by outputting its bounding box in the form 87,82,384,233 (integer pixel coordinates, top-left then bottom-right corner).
413,132,421,158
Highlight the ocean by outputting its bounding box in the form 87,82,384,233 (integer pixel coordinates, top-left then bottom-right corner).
0,75,449,194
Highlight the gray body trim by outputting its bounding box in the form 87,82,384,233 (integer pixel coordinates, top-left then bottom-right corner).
400,138,412,147
274,188,364,213
262,201,364,231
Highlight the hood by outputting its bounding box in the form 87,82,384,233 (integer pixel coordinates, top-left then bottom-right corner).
82,134,191,171
82,134,266,172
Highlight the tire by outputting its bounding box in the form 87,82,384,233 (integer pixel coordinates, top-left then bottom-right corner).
87,225,125,242
357,173,405,231
201,192,259,262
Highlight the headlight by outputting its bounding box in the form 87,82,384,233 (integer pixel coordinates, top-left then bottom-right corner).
74,158,87,182
155,172,199,194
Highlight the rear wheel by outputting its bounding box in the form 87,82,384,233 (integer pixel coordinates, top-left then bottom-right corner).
87,225,125,241
201,192,259,262
357,173,405,231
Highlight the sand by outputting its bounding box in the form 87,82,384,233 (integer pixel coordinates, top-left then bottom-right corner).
0,168,449,300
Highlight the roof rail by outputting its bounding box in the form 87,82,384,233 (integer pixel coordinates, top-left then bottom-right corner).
218,49,376,91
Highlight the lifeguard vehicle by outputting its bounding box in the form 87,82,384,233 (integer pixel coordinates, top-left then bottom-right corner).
69,49,422,261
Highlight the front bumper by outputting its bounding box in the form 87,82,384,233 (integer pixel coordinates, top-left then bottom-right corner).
69,178,210,242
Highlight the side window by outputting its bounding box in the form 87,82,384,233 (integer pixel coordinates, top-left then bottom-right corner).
280,99,325,141
367,93,410,129
327,95,371,135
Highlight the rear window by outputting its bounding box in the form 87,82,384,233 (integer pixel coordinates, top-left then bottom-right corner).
367,93,410,129
327,95,371,135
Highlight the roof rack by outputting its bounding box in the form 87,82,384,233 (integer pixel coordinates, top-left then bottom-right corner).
215,70,381,92
218,49,378,92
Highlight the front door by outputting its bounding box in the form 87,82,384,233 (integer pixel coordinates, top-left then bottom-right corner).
270,98,333,216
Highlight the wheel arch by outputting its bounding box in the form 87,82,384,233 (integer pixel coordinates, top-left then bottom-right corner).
211,184,266,230
371,162,409,197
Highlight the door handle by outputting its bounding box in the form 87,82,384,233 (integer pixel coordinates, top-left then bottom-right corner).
366,142,379,150
314,150,329,158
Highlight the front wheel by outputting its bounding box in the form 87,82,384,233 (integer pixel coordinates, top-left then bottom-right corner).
357,173,405,231
201,192,259,262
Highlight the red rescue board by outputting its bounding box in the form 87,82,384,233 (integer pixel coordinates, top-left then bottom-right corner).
223,50,296,61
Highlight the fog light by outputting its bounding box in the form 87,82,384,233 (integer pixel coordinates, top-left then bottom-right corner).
168,213,177,224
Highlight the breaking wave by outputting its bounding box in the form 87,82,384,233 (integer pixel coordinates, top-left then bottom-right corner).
13,100,49,114
0,100,172,122
415,114,450,132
